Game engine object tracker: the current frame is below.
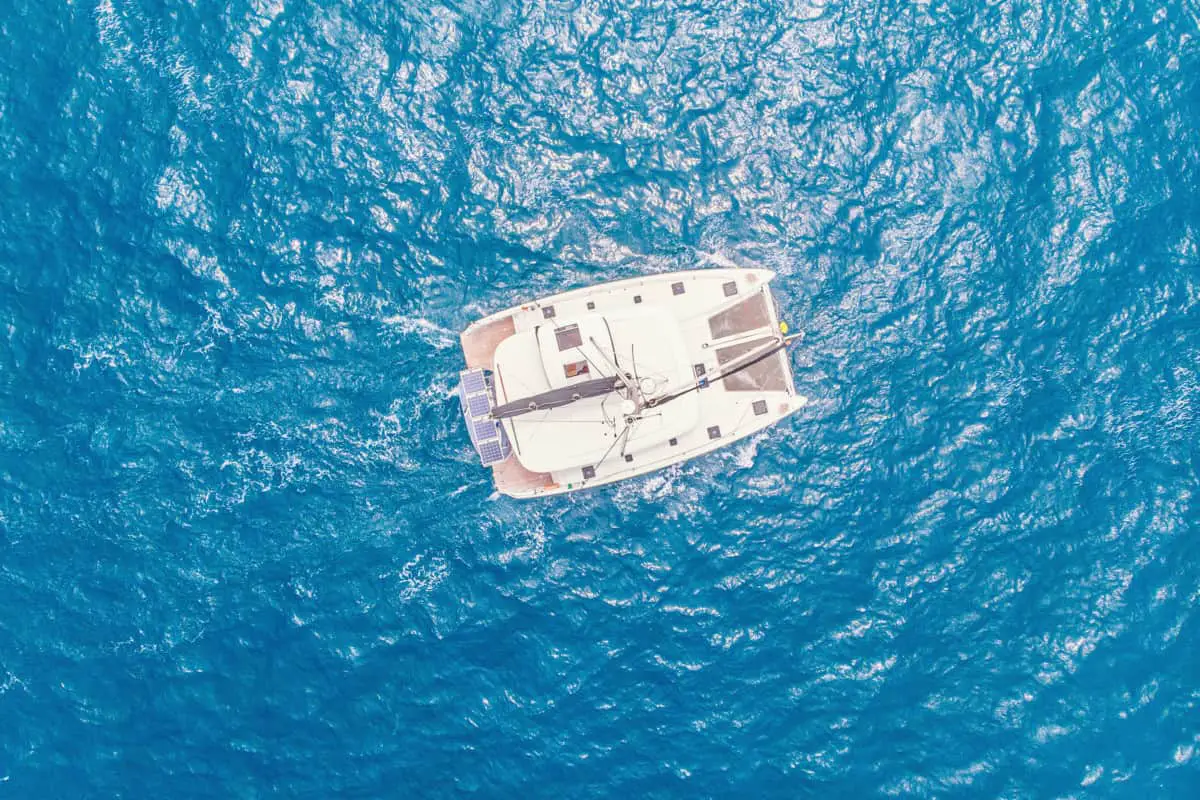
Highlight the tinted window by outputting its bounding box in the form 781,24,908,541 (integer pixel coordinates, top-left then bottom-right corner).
555,324,583,351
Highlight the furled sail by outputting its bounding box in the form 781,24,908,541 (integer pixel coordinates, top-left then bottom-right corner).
490,374,624,419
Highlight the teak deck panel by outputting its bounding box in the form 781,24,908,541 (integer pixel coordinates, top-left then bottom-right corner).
461,316,516,370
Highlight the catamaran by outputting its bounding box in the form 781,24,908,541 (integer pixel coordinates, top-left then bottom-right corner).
457,266,808,498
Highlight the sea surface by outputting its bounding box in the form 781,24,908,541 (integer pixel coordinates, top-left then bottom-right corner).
2,0,1198,796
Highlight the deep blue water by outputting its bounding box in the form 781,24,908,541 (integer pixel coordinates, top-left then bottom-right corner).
2,0,1199,795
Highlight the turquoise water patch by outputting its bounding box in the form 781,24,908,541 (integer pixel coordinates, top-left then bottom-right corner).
1,0,1198,795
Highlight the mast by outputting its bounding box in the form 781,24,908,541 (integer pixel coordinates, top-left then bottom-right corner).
489,332,800,420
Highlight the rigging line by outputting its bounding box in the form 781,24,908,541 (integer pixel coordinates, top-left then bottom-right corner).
619,427,633,460
506,406,620,434
588,335,637,395
593,424,631,473
573,342,608,380
616,412,656,460
602,317,621,369
600,393,621,428
502,416,522,455
505,405,617,456
725,402,755,440
615,409,653,463
492,359,539,406
703,326,780,352
630,342,643,402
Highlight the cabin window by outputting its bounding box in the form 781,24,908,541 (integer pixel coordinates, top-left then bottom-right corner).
563,360,590,379
555,323,583,351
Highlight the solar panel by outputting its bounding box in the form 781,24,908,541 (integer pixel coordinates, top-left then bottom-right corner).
467,393,491,416
458,368,513,466
478,441,505,464
473,419,498,441
461,370,487,393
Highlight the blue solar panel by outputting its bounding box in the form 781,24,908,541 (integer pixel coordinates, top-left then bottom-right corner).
467,393,491,416
461,369,487,393
478,441,505,464
458,368,512,466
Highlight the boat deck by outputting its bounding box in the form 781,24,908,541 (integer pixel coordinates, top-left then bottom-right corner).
492,456,555,494
458,267,807,498
460,315,515,370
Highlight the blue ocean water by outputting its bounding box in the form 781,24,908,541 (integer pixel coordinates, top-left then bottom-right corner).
2,0,1198,795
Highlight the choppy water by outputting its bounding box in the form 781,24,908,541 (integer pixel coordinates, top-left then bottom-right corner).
2,0,1199,795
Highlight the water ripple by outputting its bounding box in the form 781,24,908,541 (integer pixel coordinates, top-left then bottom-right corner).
1,0,1198,796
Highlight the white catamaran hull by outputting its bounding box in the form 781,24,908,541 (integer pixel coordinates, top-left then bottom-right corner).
458,267,808,498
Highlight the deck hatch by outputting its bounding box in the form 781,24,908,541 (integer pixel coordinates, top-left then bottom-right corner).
554,323,583,351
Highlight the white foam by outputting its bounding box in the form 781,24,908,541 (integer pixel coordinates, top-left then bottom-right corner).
154,167,212,231
381,314,456,349
395,554,449,602
95,0,134,70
